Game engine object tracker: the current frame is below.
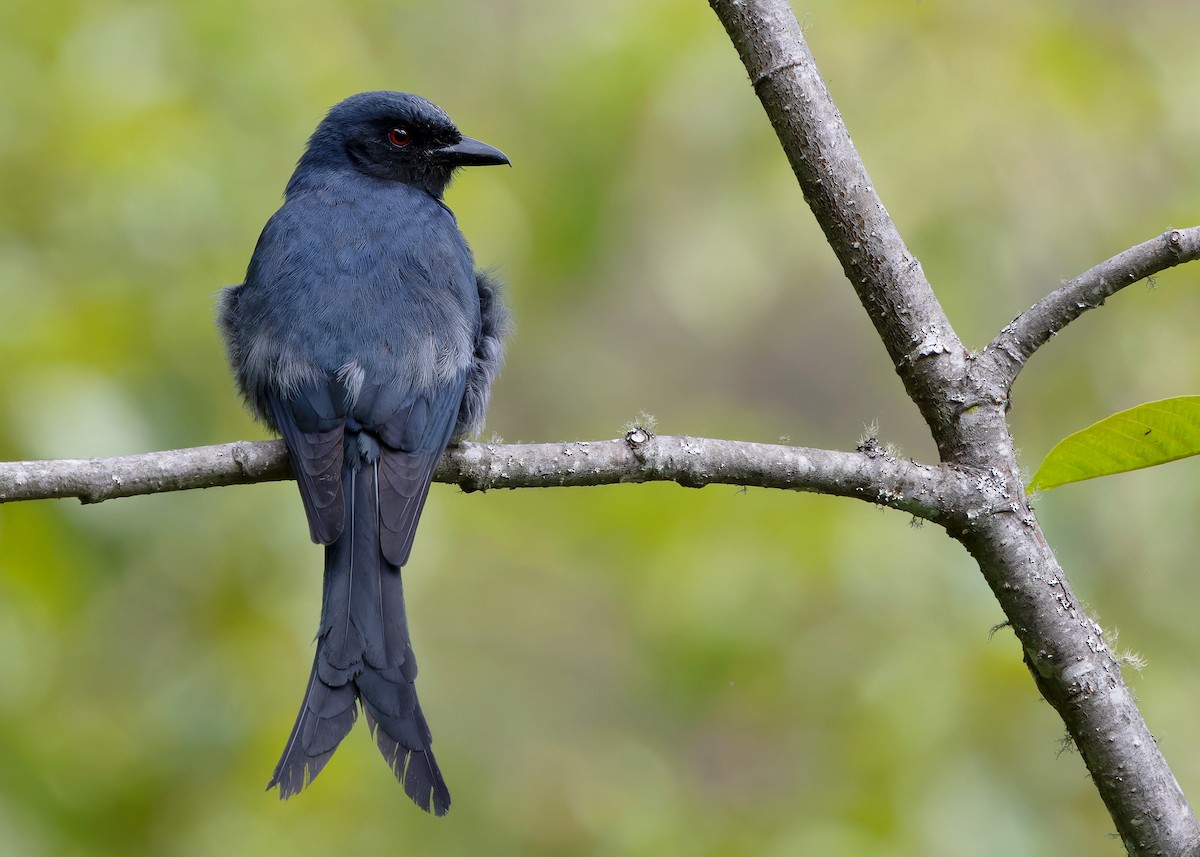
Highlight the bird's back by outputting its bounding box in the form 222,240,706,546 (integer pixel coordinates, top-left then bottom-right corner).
221,176,480,429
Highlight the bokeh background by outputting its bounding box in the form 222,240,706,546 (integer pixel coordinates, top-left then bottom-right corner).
1,0,1199,854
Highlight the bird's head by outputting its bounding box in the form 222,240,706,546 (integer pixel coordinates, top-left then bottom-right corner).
293,91,509,198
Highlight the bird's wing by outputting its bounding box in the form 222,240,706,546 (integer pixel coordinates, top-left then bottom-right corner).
352,374,468,568
268,379,347,545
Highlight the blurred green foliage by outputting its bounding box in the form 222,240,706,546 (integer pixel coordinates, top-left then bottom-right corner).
1,0,1199,854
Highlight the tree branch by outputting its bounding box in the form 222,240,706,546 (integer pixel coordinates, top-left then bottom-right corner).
709,1,1200,853
985,227,1200,389
0,434,981,523
708,0,970,455
0,441,292,505
956,511,1200,857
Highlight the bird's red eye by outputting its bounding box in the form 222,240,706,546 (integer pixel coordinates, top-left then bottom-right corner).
388,128,412,147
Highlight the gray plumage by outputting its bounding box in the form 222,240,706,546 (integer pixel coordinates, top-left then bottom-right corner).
217,91,509,814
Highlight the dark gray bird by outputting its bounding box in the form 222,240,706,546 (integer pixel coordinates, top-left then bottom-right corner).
217,91,510,815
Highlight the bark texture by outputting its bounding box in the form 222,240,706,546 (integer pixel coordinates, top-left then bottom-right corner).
707,1,1200,853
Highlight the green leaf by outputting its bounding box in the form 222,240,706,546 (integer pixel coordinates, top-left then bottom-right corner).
1028,396,1200,492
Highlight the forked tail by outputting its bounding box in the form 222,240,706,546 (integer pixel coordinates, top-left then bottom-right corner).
267,461,450,814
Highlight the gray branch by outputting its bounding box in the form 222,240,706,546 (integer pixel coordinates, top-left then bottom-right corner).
985,227,1200,390
0,433,983,525
708,0,1198,853
707,0,968,455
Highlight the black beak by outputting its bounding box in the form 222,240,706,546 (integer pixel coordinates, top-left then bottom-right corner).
430,136,511,167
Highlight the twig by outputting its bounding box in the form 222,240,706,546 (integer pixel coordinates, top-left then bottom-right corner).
986,227,1200,389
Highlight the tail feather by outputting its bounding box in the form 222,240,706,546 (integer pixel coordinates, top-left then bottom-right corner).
318,508,364,674
355,665,418,718
364,704,451,815
268,455,450,813
300,686,357,755
266,656,357,798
